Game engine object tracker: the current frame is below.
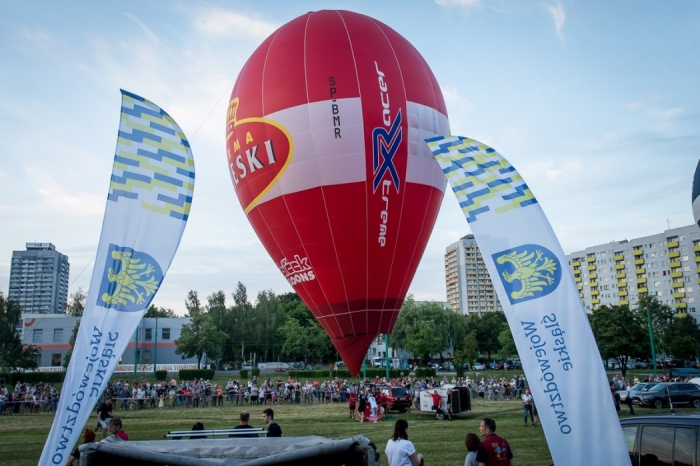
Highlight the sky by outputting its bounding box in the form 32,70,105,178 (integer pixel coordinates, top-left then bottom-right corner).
1,1,699,315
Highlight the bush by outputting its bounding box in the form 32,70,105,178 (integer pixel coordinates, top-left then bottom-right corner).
178,369,215,380
239,369,248,379
0,371,65,386
155,370,168,380
251,367,260,377
414,368,436,378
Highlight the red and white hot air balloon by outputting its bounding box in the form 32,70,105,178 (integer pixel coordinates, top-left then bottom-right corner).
226,10,449,374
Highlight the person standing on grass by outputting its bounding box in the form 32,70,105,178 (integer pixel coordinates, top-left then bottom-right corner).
385,419,424,466
368,390,379,423
624,381,635,415
262,408,282,437
476,418,513,466
231,411,258,438
349,388,357,419
522,389,535,426
96,398,114,439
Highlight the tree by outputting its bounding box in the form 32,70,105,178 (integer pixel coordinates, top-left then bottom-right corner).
184,290,203,316
498,322,518,358
390,296,453,363
466,311,507,361
455,330,479,369
637,295,675,355
277,293,334,363
0,292,40,372
590,304,649,378
66,288,86,317
666,314,700,360
63,320,81,367
174,311,225,369
144,305,177,318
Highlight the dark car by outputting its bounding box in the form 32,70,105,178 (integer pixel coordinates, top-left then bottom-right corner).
377,385,412,413
629,382,658,405
620,414,700,466
636,382,700,409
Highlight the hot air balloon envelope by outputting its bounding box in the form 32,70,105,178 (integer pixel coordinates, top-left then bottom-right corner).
226,10,449,374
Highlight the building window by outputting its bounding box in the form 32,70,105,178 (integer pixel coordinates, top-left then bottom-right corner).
33,329,43,343
162,328,170,340
145,328,152,340
53,328,63,342
52,353,61,367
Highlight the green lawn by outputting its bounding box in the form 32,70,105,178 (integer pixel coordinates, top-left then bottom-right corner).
0,369,684,465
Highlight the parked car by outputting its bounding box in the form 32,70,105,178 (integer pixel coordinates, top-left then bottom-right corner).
430,363,442,371
472,362,485,371
442,362,455,371
334,361,345,370
629,382,659,405
636,382,700,409
621,414,700,466
377,385,413,413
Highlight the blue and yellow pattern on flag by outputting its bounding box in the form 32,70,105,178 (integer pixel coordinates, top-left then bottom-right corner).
426,135,536,223
111,90,194,221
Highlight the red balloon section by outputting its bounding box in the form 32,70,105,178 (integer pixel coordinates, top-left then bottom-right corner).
226,10,449,374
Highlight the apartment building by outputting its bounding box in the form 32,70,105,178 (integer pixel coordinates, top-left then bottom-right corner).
8,243,69,314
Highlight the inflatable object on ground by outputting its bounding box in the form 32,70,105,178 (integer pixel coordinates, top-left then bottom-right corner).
226,10,449,374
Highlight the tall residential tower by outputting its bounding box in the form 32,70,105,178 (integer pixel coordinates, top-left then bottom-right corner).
566,225,700,320
8,243,70,314
445,234,502,315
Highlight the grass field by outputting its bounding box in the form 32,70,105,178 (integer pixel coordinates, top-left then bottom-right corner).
0,370,681,465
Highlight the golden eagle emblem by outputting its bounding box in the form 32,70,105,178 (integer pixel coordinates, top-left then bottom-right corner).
493,245,561,304
98,245,162,311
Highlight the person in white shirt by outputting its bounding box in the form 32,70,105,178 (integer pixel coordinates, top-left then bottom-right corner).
522,389,535,426
368,391,378,423
385,419,424,466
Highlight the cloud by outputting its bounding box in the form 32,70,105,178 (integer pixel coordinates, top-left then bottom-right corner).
192,7,279,40
543,1,565,42
123,12,159,44
25,164,104,217
648,107,683,120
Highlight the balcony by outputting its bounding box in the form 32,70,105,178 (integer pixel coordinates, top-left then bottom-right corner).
618,282,628,288
591,298,600,304
587,256,596,262
573,268,581,275
673,292,686,299
589,272,597,279
619,290,628,297
635,268,646,275
633,249,644,256
590,281,599,288
634,258,645,266
616,272,626,279
572,261,581,266
588,265,597,271
637,287,648,294
620,300,629,306
668,251,680,259
615,264,625,270
614,254,624,261
671,271,683,279
577,284,583,290
591,290,599,296
667,241,679,249
694,245,700,252
670,261,682,268
636,277,647,284
672,281,684,289
575,276,582,282
675,302,687,309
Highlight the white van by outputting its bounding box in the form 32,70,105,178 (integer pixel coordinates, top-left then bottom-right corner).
257,362,290,372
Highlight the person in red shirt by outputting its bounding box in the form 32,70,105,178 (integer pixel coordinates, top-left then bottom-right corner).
348,390,357,419
476,417,513,466
430,390,442,419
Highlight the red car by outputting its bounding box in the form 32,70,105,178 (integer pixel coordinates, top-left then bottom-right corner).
377,385,412,413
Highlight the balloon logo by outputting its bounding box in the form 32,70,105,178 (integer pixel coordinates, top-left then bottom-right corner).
226,10,450,374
